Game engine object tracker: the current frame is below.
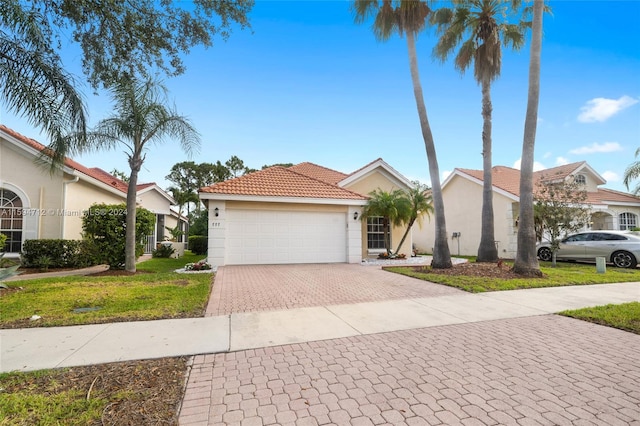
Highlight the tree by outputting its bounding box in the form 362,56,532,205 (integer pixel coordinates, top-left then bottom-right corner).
394,183,434,255
81,78,200,272
623,148,640,195
353,0,452,268
82,203,155,269
3,0,254,89
1,2,87,166
110,168,130,183
534,176,590,267
431,0,526,262
361,188,411,256
263,163,294,169
225,155,249,178
513,0,544,276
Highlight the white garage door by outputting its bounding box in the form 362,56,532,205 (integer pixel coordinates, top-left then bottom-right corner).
226,209,347,265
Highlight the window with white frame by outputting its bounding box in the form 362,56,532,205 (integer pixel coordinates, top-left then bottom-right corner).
367,216,386,250
0,188,23,252
619,212,637,231
575,174,586,185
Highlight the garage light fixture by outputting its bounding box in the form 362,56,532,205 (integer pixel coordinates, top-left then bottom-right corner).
214,207,219,217
353,211,359,220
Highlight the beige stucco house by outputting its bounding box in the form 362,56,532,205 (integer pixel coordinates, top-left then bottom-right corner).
415,161,640,258
199,158,415,266
0,125,186,255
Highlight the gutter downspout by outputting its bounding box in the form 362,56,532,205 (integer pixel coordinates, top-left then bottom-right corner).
62,176,80,238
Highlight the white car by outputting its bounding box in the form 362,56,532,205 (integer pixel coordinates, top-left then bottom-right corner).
536,230,640,269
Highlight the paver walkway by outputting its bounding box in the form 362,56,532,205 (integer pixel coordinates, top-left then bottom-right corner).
179,264,640,426
207,263,463,316
181,315,640,426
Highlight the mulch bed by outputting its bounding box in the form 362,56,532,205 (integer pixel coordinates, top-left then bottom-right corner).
399,260,527,279
2,357,189,425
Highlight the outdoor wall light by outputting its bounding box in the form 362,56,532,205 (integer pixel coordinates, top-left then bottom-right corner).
214,207,219,217
353,211,359,220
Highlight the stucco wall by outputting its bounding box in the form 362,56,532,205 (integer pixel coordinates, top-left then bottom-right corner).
64,179,125,239
138,190,172,214
414,175,519,259
1,140,65,242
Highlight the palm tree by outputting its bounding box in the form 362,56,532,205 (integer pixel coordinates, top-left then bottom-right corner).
1,3,87,165
353,0,452,268
394,183,434,255
82,79,200,272
431,0,526,262
513,0,544,276
623,148,640,194
361,188,411,256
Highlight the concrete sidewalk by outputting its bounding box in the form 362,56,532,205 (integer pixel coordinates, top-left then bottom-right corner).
1,282,638,373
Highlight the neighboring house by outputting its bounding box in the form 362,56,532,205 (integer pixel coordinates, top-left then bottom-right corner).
199,158,415,266
0,125,186,255
415,161,640,259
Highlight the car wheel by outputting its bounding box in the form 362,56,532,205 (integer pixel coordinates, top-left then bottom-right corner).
611,251,637,269
537,247,552,262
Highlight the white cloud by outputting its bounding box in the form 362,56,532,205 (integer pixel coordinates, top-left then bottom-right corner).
555,157,569,166
569,141,623,155
513,159,546,171
543,152,552,159
577,95,638,123
601,171,619,182
441,170,452,181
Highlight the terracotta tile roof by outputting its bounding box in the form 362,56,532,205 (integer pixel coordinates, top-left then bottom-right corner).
535,161,587,183
200,166,368,200
455,162,640,206
457,166,521,197
588,188,640,205
288,162,348,185
0,125,142,195
344,157,384,179
136,182,156,191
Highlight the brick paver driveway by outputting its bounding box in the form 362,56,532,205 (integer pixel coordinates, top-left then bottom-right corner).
180,264,640,425
206,264,463,316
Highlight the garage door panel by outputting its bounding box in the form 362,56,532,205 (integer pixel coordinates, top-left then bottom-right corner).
226,209,347,265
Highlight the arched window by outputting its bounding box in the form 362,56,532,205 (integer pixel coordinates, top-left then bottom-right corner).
575,174,586,185
619,212,638,231
0,188,23,252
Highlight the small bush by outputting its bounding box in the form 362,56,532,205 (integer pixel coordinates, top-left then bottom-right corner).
152,243,175,258
82,203,155,269
0,233,7,251
188,236,208,255
21,240,100,268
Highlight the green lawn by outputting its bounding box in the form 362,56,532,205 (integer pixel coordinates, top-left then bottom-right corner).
386,260,640,293
560,302,640,334
0,252,213,328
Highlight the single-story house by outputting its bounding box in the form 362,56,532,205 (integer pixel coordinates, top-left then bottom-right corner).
199,158,415,266
415,161,640,258
0,125,187,255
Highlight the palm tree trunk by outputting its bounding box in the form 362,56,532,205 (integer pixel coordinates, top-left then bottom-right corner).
125,154,142,272
477,79,498,262
406,31,452,269
513,0,544,276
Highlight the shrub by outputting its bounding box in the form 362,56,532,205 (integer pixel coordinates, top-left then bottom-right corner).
0,233,7,252
152,243,175,258
82,203,155,269
188,236,208,255
185,260,212,271
21,240,100,268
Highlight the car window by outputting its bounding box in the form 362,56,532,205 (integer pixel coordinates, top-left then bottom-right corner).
602,234,627,241
565,234,589,242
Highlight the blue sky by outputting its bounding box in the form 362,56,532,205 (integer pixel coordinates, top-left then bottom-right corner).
2,0,639,193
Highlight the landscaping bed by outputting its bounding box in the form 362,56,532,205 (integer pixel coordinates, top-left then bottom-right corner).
0,357,188,425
